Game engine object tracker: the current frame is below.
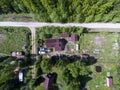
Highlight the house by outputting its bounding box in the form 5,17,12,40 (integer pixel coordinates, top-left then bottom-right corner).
71,34,79,41
60,33,71,38
46,38,67,51
106,77,113,87
44,74,55,90
11,51,24,58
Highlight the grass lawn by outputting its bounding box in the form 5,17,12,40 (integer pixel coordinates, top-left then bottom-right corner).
0,27,30,54
80,32,119,90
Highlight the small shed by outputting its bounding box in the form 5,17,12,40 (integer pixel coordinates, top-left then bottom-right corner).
81,54,90,60
95,66,102,73
106,77,113,87
44,74,55,90
71,34,79,42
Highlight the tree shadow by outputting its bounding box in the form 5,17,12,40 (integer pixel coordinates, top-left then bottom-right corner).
33,76,45,86
79,75,92,90
83,28,89,33
50,54,81,65
0,56,9,62
81,54,97,65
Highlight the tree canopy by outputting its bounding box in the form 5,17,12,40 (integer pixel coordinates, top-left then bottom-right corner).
0,0,120,22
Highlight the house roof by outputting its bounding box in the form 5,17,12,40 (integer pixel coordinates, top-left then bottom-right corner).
46,38,67,51
60,33,71,38
44,74,55,89
106,77,113,87
95,66,102,72
71,34,79,41
81,54,90,60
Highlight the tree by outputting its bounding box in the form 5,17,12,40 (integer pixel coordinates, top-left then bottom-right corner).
67,61,88,78
41,59,51,73
61,61,90,89
34,60,42,77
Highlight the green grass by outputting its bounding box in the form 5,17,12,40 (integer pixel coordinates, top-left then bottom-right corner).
80,32,119,90
0,27,30,54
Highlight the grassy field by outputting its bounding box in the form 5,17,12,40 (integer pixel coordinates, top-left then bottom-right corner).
80,32,119,90
0,27,30,54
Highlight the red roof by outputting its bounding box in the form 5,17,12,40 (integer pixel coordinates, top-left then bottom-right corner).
46,38,66,51
60,33,71,38
44,74,54,89
60,33,79,42
95,66,102,72
71,34,79,41
106,77,113,87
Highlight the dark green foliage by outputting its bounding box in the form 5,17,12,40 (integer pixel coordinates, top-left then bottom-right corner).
41,58,52,73
36,26,84,41
0,57,18,90
61,61,90,89
0,0,120,22
34,60,42,77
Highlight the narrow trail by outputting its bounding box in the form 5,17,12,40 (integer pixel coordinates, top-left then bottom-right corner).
28,27,36,79
29,27,36,55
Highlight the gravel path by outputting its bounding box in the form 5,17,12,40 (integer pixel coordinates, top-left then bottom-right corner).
0,22,120,29
29,27,36,55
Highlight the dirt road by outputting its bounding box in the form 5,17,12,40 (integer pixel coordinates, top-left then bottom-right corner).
0,22,120,55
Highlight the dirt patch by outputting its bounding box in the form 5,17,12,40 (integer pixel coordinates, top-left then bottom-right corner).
0,34,6,43
94,36,105,46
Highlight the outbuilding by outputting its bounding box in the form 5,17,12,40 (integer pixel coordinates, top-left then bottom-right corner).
95,66,102,73
106,77,113,87
44,74,55,90
71,34,79,41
